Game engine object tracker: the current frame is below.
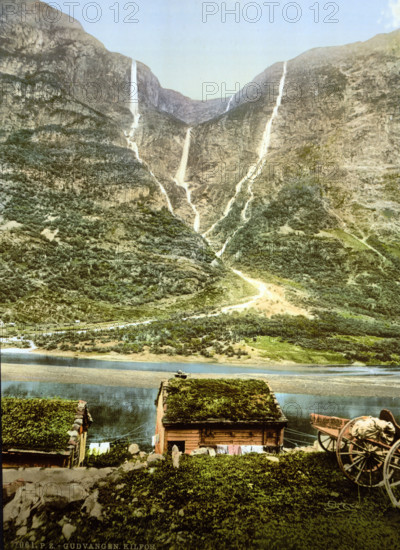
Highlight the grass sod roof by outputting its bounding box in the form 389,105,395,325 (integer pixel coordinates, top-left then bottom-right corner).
163,379,285,423
1,397,78,452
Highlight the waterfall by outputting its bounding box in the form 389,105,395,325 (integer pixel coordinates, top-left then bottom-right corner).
125,60,174,215
125,60,141,162
174,127,201,232
212,61,288,256
241,60,287,222
225,93,235,113
150,170,174,215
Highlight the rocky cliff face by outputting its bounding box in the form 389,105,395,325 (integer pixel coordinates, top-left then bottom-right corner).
137,62,227,125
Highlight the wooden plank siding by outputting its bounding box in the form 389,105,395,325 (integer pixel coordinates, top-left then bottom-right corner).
164,429,201,454
154,379,287,455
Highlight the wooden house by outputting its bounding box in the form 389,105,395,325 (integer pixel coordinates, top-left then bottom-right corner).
2,398,92,468
154,377,287,455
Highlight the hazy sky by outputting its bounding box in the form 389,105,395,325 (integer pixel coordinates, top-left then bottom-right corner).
51,0,399,99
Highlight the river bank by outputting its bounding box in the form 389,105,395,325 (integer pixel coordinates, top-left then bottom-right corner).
3,363,400,397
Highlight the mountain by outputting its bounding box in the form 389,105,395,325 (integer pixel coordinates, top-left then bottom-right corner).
1,0,399,325
0,0,245,324
136,30,400,321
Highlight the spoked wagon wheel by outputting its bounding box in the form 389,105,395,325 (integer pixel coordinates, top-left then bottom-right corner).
318,431,337,453
384,439,400,508
336,416,387,487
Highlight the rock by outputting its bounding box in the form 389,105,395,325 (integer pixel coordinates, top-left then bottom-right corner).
16,526,28,537
191,447,208,456
82,490,103,521
265,455,279,463
115,484,125,491
120,461,140,472
172,445,181,469
62,523,76,541
133,462,148,471
2,478,25,505
128,443,140,455
147,453,165,465
31,515,44,529
3,485,40,527
139,451,147,458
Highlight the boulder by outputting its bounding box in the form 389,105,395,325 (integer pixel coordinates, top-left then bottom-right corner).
62,523,76,541
82,489,103,521
191,447,208,456
31,515,44,530
128,443,140,455
2,478,25,505
16,526,28,537
133,462,148,471
147,453,165,465
171,445,181,469
265,455,279,463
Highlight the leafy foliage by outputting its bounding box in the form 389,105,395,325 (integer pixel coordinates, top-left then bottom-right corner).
34,310,400,364
19,453,400,549
84,440,133,468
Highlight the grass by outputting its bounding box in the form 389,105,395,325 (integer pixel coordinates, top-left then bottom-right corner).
247,336,348,364
164,379,282,422
1,397,77,451
13,452,400,550
322,229,371,251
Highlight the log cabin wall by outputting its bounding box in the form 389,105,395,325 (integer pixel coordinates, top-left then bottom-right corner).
200,427,264,447
164,428,201,454
163,424,285,454
155,389,166,454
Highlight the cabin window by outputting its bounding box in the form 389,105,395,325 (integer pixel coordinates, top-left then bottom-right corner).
167,441,185,453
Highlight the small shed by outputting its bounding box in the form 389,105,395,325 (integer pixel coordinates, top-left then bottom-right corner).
1,397,92,468
154,378,287,455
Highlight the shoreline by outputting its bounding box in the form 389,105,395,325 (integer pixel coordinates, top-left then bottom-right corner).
2,363,400,398
23,347,359,370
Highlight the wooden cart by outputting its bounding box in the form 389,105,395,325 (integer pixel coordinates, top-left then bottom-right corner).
310,409,400,507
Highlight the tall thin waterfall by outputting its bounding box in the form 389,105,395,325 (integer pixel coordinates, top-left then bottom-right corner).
174,128,201,232
125,60,174,215
125,60,141,162
209,61,288,256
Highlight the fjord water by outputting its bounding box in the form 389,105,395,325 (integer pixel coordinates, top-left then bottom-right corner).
2,353,399,449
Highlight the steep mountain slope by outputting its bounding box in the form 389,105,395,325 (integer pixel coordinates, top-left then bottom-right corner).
135,30,400,321
0,0,241,324
1,0,399,326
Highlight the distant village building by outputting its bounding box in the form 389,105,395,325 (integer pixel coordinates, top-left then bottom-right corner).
154,377,287,455
2,398,92,468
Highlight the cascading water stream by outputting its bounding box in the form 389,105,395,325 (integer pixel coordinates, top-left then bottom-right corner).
125,60,174,215
203,61,287,244
125,60,141,162
225,93,235,113
174,127,201,232
241,61,287,222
